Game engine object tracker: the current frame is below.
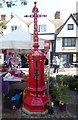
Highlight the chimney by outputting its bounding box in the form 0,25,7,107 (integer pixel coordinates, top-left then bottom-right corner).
0,3,3,8
11,12,14,19
54,11,60,19
1,14,6,21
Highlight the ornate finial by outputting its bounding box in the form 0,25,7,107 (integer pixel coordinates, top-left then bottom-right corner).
34,1,37,4
32,1,38,14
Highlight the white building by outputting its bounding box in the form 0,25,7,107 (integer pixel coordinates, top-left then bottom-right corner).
3,14,28,35
29,17,55,50
55,14,78,64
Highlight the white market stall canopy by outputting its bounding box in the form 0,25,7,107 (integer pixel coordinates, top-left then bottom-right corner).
0,28,45,49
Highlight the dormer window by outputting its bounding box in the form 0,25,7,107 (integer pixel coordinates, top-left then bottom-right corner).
67,24,74,30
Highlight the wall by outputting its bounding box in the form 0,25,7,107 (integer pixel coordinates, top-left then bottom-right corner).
56,37,78,53
29,17,55,40
3,15,28,35
57,17,76,37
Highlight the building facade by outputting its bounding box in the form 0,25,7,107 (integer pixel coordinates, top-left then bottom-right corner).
3,14,28,35
55,14,78,65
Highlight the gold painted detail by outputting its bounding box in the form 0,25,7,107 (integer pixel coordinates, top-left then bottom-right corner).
33,51,39,56
34,41,38,44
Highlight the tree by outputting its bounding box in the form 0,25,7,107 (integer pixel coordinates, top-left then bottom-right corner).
0,22,7,29
0,0,28,8
0,22,7,35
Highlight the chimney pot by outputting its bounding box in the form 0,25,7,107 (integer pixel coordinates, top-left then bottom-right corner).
54,11,60,19
11,12,14,19
1,14,6,21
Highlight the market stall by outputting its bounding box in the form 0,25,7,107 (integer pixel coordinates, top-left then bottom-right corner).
0,28,33,49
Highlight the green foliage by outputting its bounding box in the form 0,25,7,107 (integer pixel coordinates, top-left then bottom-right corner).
52,82,69,102
0,22,7,29
49,74,78,104
50,75,71,103
56,74,78,89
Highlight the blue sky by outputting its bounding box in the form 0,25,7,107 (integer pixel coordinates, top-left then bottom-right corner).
0,0,78,20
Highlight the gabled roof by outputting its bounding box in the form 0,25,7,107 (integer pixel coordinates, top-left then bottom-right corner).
6,14,27,26
49,18,65,30
55,14,78,36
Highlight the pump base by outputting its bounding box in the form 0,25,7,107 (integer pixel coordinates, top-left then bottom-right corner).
22,107,48,115
23,92,49,112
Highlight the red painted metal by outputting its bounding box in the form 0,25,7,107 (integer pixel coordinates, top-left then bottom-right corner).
23,2,49,113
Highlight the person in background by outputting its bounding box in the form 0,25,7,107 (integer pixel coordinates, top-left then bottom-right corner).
56,56,60,73
16,54,21,68
5,52,13,69
52,56,60,73
11,53,21,68
52,56,57,73
21,54,28,68
45,51,49,65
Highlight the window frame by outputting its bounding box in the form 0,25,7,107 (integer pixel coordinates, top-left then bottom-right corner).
11,25,18,32
38,24,47,32
67,24,74,30
62,37,76,47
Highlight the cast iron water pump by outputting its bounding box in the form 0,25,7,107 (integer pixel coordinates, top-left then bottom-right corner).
22,2,49,115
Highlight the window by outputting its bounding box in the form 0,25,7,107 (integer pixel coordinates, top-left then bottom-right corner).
11,26,17,31
61,54,68,63
60,54,71,63
38,24,47,32
62,38,76,47
67,24,74,30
